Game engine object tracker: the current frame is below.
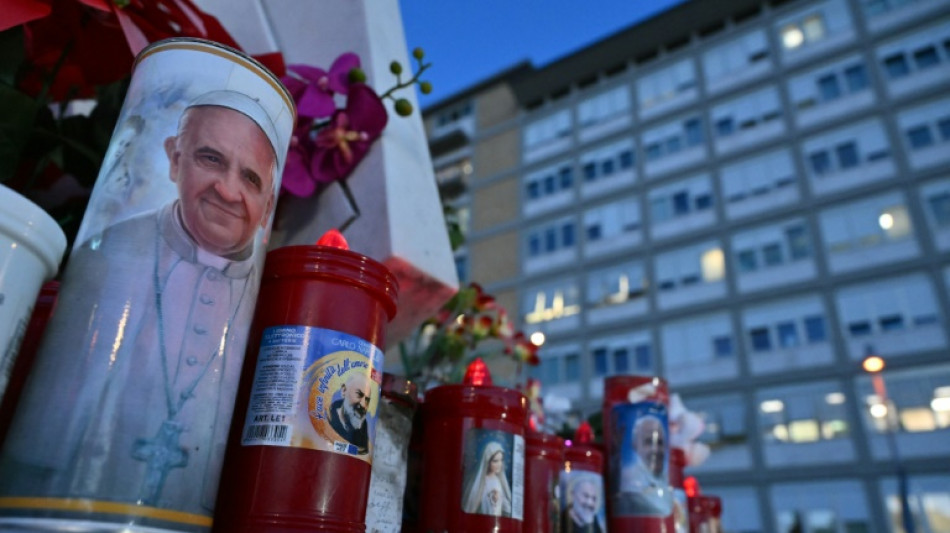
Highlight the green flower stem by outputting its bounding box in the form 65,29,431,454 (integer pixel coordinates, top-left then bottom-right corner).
378,60,431,102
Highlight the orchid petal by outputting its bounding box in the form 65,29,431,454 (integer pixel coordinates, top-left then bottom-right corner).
288,64,329,85
328,52,361,94
281,148,317,197
297,85,337,118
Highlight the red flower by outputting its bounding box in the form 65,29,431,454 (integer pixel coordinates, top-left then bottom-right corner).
7,0,257,102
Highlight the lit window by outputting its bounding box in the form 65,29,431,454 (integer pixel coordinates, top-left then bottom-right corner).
802,15,825,42
781,25,804,49
701,248,726,281
788,419,821,442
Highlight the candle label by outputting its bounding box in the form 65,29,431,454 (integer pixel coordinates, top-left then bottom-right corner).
460,428,525,521
609,402,673,517
241,325,383,464
560,470,607,532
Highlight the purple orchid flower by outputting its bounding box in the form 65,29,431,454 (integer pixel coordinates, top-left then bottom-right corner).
283,52,361,119
309,83,388,184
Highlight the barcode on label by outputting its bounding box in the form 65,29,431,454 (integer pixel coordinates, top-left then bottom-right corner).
243,424,289,444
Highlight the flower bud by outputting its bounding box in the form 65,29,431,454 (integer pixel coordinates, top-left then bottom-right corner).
413,47,425,60
389,61,403,75
420,81,433,94
394,98,413,117
348,67,366,83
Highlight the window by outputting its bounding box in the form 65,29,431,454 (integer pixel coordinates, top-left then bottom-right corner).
844,64,868,92
883,53,910,78
524,110,571,149
562,223,575,247
560,167,573,189
737,249,758,272
716,117,735,137
613,348,629,374
879,314,905,331
848,321,872,336
907,125,935,149
750,327,772,352
939,118,950,141
777,321,800,348
542,358,560,384
804,315,827,343
763,243,784,266
786,225,812,260
835,142,859,169
635,344,652,370
810,151,832,175
913,45,940,70
927,192,950,226
579,138,637,185
593,348,608,376
713,336,733,358
818,74,841,101
685,118,704,146
619,150,635,169
564,354,580,382
523,280,581,325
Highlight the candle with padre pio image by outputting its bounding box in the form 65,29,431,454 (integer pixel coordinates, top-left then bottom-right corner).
212,241,398,533
0,38,295,533
419,360,528,533
602,375,674,533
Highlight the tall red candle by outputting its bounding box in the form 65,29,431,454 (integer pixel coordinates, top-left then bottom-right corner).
213,244,398,532
524,431,565,533
561,423,607,532
419,378,528,532
602,375,673,533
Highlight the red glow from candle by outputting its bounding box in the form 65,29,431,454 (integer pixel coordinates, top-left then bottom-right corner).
574,421,594,444
684,476,700,498
463,357,492,386
316,229,349,250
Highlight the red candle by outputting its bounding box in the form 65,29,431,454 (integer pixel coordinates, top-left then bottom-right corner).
561,423,606,532
602,375,673,533
669,447,689,533
524,431,565,533
419,377,528,532
213,244,398,532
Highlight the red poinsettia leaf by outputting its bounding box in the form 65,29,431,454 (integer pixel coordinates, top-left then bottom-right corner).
254,52,286,78
0,0,52,32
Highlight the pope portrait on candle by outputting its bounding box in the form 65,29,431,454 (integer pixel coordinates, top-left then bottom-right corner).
0,88,285,516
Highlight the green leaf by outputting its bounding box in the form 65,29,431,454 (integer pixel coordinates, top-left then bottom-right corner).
0,83,40,182
0,27,25,87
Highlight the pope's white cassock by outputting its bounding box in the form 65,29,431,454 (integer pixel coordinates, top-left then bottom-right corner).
0,201,258,515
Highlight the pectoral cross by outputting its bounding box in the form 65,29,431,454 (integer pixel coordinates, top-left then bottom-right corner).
132,419,189,505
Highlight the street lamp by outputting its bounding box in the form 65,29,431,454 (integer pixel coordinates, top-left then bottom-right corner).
862,345,916,533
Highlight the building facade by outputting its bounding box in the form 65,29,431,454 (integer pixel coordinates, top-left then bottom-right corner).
421,0,950,531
